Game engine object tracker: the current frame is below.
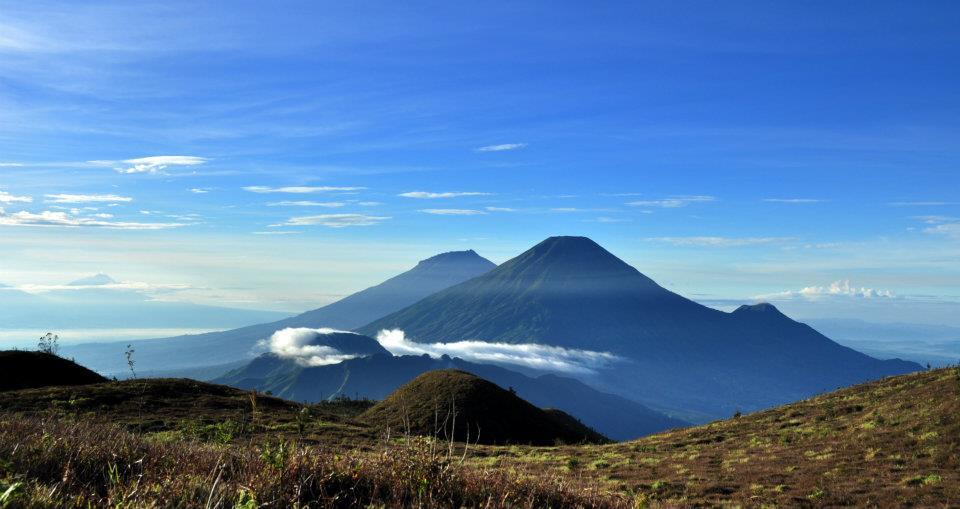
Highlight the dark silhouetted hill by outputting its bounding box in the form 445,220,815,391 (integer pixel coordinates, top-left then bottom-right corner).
0,351,106,391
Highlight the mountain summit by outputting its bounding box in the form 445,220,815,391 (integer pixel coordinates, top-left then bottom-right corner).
358,236,920,419
65,249,495,375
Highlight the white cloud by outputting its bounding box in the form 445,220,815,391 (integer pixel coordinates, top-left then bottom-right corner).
763,198,823,203
276,213,390,228
45,194,132,204
267,201,346,208
0,208,184,230
243,186,365,194
88,156,207,175
645,236,793,247
755,280,895,301
485,206,516,212
475,143,527,152
924,222,960,239
627,195,716,208
263,328,365,367
357,201,381,206
419,209,488,216
399,191,491,199
592,216,630,223
376,329,620,374
0,191,32,204
14,279,194,294
189,188,210,194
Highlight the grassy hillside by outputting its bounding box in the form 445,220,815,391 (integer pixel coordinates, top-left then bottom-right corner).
474,367,960,506
0,367,956,507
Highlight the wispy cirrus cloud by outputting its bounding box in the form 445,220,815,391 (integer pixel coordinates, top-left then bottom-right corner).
88,156,208,175
0,191,32,204
419,209,487,216
475,143,527,152
275,213,390,227
917,215,960,240
645,236,794,247
399,191,491,199
189,188,210,194
0,208,184,229
889,201,958,207
763,198,824,203
485,206,516,212
267,201,346,208
45,194,132,204
244,186,365,194
754,280,894,301
627,195,716,208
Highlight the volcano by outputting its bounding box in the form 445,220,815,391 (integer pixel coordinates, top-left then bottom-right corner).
358,236,920,419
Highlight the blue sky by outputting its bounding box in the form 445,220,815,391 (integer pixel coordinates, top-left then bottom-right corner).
1,1,959,325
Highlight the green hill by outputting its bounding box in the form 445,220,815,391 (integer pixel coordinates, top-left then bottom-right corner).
362,369,607,445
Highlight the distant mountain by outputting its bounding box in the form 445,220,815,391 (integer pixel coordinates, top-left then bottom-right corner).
357,236,921,420
0,351,106,391
0,273,290,329
64,250,495,376
216,351,687,440
361,369,607,445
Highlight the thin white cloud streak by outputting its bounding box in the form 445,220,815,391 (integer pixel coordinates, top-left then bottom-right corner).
754,280,895,301
376,329,621,374
189,188,210,194
763,198,823,203
243,186,365,194
0,208,183,229
399,191,492,199
13,281,194,294
889,201,958,207
419,209,488,216
45,194,132,204
88,156,207,175
485,206,516,212
475,143,527,152
263,328,362,367
266,201,346,208
645,236,794,247
0,191,32,203
626,195,716,208
275,213,390,227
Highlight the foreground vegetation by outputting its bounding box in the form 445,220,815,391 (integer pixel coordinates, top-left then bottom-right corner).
0,367,957,507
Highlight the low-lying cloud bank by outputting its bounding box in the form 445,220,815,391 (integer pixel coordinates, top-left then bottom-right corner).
263,327,362,367
375,329,620,374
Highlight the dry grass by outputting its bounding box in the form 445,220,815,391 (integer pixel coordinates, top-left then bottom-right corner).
474,367,960,507
1,368,958,507
0,415,625,508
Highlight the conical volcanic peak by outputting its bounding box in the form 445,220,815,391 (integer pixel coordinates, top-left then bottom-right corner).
68,273,117,286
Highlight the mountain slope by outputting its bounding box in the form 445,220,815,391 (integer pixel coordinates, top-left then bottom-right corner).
362,369,607,445
357,236,920,418
0,351,106,391
62,250,495,376
486,367,960,506
216,352,686,440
